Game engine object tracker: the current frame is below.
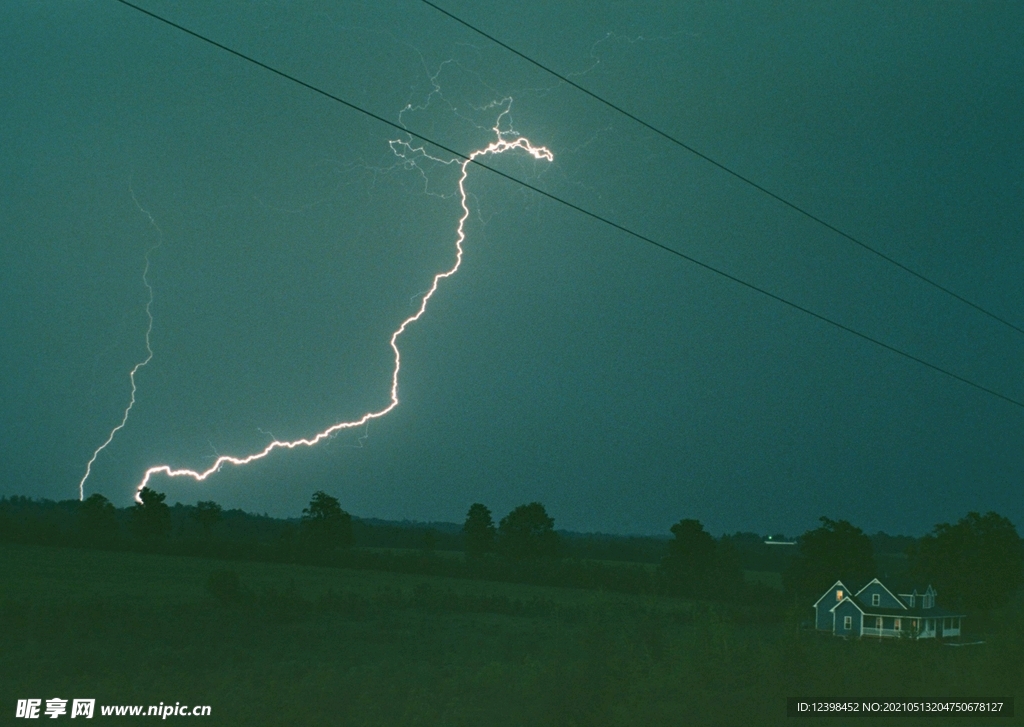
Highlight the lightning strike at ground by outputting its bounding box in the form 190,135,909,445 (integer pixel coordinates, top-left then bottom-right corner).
78,186,161,500
133,113,552,501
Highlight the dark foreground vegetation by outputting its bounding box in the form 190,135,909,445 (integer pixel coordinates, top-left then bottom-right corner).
1,492,1022,725
1,542,1022,726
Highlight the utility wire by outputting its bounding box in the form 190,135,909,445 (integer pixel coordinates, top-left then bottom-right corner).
418,0,1024,339
111,0,1024,412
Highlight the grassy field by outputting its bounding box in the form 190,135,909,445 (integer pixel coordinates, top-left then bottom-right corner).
744,569,784,591
1,543,1020,726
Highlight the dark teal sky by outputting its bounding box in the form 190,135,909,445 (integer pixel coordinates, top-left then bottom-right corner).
2,1,1022,536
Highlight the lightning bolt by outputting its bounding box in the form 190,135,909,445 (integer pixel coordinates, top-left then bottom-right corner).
133,110,552,501
78,183,161,500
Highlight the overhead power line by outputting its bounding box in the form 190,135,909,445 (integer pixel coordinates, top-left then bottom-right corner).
418,0,1024,339
111,0,1024,412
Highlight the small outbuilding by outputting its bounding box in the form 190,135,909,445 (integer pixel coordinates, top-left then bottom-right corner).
814,578,965,639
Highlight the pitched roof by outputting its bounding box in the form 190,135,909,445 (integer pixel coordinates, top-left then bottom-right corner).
855,578,906,609
812,580,848,608
829,596,864,614
820,579,963,617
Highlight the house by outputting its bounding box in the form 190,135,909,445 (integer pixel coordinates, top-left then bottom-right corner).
813,578,965,639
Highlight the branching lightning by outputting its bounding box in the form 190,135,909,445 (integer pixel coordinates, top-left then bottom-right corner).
78,184,162,500
133,108,552,501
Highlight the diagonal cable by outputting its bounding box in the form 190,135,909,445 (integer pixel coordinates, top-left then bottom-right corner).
111,0,1024,411
418,0,1024,339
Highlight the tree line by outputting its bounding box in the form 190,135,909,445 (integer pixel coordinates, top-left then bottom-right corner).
783,513,1024,612
2,489,1021,614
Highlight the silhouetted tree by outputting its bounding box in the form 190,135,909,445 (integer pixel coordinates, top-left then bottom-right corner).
462,503,496,558
191,500,223,535
78,493,119,544
131,487,171,540
784,517,875,599
908,511,1023,611
659,519,742,597
662,519,715,581
300,491,353,553
498,502,560,560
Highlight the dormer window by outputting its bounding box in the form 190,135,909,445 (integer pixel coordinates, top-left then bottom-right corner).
872,593,880,606
909,595,915,607
836,590,843,601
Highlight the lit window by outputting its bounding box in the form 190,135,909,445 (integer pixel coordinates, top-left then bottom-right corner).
836,590,843,601
844,616,852,629
894,618,901,630
872,593,880,606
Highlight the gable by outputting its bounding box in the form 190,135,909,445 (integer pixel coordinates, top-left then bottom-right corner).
900,585,938,609
831,598,862,634
831,597,864,615
813,580,849,609
922,585,937,609
855,579,905,610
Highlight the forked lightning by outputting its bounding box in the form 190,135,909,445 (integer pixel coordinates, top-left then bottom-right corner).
133,113,552,501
